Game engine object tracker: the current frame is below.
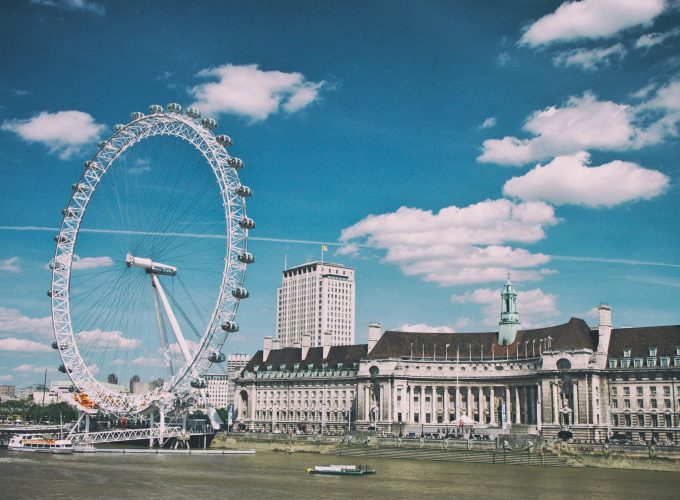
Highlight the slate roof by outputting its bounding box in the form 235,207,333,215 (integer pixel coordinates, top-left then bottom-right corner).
367,317,596,359
243,344,368,372
608,325,680,359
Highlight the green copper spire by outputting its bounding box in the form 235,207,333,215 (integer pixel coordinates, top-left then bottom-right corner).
499,273,520,345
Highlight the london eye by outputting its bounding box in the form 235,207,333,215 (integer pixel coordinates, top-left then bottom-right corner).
49,103,253,418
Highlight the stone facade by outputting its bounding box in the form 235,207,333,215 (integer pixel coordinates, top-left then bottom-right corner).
236,286,680,443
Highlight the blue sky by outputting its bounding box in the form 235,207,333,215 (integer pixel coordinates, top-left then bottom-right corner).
1,0,680,388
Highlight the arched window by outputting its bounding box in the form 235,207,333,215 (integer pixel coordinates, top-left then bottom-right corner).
556,358,571,370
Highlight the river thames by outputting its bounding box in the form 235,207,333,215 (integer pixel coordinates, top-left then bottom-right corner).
1,449,678,499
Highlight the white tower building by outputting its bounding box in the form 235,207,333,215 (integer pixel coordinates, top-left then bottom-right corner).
276,261,355,347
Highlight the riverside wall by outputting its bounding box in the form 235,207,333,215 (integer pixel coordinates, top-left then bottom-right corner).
211,432,680,471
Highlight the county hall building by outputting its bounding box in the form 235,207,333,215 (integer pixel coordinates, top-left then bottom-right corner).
235,279,680,443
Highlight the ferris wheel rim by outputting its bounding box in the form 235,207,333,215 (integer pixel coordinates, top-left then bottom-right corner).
49,105,251,415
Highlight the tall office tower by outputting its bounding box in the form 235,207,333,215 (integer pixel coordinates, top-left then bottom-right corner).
276,261,355,347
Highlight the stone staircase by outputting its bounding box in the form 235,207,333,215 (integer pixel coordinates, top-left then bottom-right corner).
331,445,568,467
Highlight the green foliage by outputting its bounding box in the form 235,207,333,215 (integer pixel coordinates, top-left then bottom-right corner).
0,400,77,423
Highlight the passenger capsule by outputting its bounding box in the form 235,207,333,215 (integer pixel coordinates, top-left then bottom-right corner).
84,160,97,169
72,183,86,192
62,207,75,217
58,364,68,373
190,378,207,389
235,185,252,197
131,112,145,120
51,341,59,350
114,124,125,131
238,217,255,230
216,134,232,147
228,157,244,170
54,234,66,243
221,321,239,332
167,103,183,114
186,107,201,119
237,251,255,264
149,104,164,114
47,290,53,297
209,352,226,363
49,261,64,271
201,117,217,130
231,287,250,299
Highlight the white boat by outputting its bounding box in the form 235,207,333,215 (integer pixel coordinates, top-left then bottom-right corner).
8,434,73,454
306,464,375,476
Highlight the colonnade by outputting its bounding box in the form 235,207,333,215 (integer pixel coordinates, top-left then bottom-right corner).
361,382,542,428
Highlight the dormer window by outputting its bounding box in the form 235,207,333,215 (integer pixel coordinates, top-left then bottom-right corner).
609,359,618,368
623,348,631,358
267,364,273,371
337,362,343,369
676,346,680,356
294,363,300,370
633,358,643,368
649,347,657,357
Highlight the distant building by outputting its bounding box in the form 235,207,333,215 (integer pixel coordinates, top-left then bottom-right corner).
205,355,251,409
129,374,140,393
107,373,119,385
0,384,15,401
276,261,355,347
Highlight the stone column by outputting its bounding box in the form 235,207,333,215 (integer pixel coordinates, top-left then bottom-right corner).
505,386,511,428
409,384,414,423
419,386,424,424
514,386,521,424
585,377,591,425
456,386,462,419
572,381,579,424
364,385,370,421
536,383,542,431
479,386,485,424
489,387,496,426
552,383,559,424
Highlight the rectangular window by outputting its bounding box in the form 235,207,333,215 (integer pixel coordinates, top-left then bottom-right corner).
624,399,631,408
624,387,630,396
609,359,618,368
665,399,671,409
633,358,643,368
611,387,618,395
664,386,671,396
660,357,670,367
637,387,644,396
637,399,644,408
651,387,657,396
651,399,658,409
612,399,618,409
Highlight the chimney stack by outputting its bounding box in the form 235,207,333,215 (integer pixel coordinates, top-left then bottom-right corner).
368,322,382,353
301,333,311,361
263,336,273,362
272,339,281,350
597,304,612,353
322,331,333,359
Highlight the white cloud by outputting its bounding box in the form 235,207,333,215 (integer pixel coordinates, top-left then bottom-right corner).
0,257,20,273
335,243,360,257
479,117,497,129
71,255,113,270
553,43,627,70
398,323,455,333
76,329,140,349
478,93,635,165
30,0,105,16
340,199,557,286
452,287,559,328
520,0,666,47
16,364,57,373
478,83,680,166
0,307,52,337
0,337,51,352
1,110,105,160
503,152,669,207
189,64,326,122
132,356,165,367
635,27,680,50
0,374,13,382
